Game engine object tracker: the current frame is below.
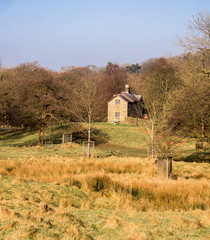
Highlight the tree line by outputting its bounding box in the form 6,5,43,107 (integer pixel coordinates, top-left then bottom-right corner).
0,11,209,146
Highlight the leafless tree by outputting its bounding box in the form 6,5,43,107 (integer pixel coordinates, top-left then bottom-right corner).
139,58,181,158
70,67,104,156
177,11,210,52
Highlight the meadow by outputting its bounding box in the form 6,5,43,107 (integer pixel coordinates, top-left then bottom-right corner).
0,123,209,239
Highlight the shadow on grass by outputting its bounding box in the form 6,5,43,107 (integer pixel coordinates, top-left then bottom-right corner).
97,143,148,157
0,129,39,146
72,128,110,145
0,125,110,147
174,149,210,163
34,127,110,145
0,128,28,139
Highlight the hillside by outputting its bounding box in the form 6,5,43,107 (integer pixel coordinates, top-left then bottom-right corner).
1,122,208,161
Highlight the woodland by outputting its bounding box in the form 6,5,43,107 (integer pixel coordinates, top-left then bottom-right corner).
0,11,209,147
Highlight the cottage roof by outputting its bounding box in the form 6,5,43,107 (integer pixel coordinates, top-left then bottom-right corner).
107,84,142,103
107,92,142,104
121,92,140,102
106,94,131,103
118,94,133,103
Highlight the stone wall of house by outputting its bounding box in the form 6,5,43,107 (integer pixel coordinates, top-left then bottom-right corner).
108,97,128,123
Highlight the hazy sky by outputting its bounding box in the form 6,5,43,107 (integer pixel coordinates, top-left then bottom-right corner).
0,0,209,70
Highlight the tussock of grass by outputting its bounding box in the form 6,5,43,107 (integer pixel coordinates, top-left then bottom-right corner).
84,173,209,211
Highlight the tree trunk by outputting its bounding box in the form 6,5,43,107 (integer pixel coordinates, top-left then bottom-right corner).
151,120,155,159
38,125,45,146
87,121,91,157
4,114,9,127
201,120,205,138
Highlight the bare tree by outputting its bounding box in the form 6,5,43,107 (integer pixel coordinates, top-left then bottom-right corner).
139,58,181,159
142,103,157,159
172,11,210,144
70,67,104,156
177,10,210,52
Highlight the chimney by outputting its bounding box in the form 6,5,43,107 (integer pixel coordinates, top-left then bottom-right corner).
125,84,130,93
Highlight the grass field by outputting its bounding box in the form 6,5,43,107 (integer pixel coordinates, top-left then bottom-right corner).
0,123,209,239
0,122,208,160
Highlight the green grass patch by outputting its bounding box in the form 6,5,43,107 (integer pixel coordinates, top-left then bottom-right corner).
0,123,209,160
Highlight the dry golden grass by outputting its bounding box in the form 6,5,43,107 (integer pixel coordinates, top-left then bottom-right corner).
0,156,209,212
0,155,209,239
0,156,155,182
0,205,14,220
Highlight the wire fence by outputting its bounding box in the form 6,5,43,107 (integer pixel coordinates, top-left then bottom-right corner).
83,141,95,157
62,134,72,145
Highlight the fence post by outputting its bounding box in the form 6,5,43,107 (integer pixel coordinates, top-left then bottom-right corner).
157,157,173,179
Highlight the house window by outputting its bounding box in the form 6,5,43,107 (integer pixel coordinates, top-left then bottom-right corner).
115,99,120,105
115,112,120,118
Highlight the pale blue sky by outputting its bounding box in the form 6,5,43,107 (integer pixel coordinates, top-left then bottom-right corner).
0,0,209,70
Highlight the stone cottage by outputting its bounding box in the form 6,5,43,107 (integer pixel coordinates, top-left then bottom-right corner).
107,85,145,123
